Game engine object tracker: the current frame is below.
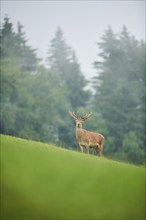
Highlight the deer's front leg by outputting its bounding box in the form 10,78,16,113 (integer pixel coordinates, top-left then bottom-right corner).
79,144,83,152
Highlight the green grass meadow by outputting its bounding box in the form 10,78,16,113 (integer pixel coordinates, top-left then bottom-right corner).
1,134,145,219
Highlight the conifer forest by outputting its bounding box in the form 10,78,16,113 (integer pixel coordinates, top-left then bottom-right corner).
0,16,145,164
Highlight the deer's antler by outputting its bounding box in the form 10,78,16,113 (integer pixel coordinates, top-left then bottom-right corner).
68,111,79,120
81,112,93,121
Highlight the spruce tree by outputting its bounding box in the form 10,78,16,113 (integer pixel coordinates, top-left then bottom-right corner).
46,27,90,110
93,26,145,163
0,16,39,72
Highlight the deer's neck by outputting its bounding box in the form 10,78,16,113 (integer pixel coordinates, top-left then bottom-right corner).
76,128,83,140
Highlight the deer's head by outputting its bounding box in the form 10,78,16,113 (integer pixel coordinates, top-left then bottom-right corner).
68,111,92,129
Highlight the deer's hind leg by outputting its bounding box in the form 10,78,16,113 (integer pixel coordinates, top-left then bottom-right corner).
96,144,102,157
98,146,102,157
85,144,90,154
99,139,104,156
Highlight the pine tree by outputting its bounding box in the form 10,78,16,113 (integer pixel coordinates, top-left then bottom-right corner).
15,22,40,71
0,16,16,57
47,27,71,73
0,16,39,137
0,16,39,72
46,27,90,110
93,26,145,163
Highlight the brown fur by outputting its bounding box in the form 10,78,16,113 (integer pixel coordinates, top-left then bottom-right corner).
69,111,104,156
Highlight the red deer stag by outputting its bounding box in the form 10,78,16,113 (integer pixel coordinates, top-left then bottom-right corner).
68,111,104,156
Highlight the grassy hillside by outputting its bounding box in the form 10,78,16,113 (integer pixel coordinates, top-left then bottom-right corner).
1,134,145,220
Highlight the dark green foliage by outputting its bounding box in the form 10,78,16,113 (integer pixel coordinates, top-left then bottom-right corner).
0,17,39,71
0,17,89,150
46,27,91,146
121,131,145,164
93,26,145,164
47,27,90,109
0,16,145,164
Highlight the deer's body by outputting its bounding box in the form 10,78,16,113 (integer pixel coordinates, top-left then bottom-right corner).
69,111,104,156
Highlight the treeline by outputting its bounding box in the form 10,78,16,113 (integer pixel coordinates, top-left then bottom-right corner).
0,16,145,164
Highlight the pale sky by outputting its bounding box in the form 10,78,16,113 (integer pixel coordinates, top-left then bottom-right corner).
1,0,145,79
